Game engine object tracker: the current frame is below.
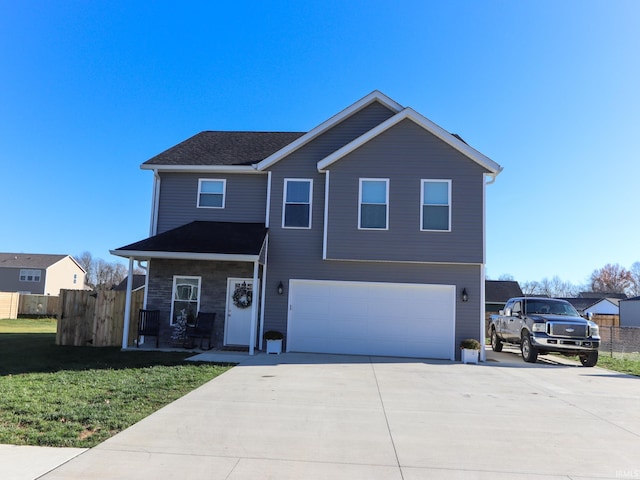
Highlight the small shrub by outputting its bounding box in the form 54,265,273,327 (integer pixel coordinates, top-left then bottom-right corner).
460,338,481,350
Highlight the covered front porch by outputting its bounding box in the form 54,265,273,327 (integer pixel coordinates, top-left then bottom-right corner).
111,221,269,354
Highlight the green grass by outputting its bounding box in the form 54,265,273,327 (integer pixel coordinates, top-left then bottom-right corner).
0,318,232,447
594,355,640,376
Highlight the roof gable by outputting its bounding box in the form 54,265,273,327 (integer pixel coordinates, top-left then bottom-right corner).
485,280,523,303
255,91,403,171
317,108,502,175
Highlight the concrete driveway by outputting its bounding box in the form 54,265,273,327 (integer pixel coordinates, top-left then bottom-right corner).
39,348,640,479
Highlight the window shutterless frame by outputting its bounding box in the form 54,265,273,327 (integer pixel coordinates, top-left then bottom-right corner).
170,275,201,325
197,179,226,208
282,179,313,229
420,179,451,231
358,178,389,230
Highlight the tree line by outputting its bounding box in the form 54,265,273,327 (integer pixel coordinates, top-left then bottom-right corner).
75,251,142,291
495,262,640,298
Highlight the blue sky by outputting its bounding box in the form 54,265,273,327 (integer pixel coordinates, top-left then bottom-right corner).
1,0,638,286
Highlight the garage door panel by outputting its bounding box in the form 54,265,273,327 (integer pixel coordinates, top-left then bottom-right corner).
287,280,455,359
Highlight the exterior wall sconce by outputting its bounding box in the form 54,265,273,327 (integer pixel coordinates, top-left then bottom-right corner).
277,281,284,295
462,288,468,302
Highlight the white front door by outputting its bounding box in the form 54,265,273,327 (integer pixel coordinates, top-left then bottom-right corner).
224,278,255,346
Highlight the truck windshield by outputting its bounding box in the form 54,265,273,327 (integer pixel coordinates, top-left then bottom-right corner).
524,299,580,316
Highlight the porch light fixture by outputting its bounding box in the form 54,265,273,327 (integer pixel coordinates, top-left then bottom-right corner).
277,281,284,295
462,288,468,302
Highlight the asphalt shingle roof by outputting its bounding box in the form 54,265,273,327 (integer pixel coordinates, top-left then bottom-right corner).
485,280,523,303
143,131,306,166
114,221,267,256
0,253,67,269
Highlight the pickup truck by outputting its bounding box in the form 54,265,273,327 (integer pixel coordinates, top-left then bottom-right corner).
488,297,600,367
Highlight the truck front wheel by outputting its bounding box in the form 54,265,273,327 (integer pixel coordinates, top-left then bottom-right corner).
580,351,598,367
521,333,538,363
491,329,503,352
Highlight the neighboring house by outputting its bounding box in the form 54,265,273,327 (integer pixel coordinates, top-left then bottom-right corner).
0,253,86,295
619,297,640,327
485,280,523,314
562,297,621,316
111,91,503,360
112,275,146,292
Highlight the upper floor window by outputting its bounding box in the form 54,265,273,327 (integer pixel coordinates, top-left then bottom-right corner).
197,179,226,208
359,179,389,230
283,179,312,228
421,180,451,231
20,269,41,282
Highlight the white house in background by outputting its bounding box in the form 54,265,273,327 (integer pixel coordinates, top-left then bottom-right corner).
0,253,87,295
620,297,640,327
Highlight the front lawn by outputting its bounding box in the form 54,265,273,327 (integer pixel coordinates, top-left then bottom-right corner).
0,318,231,447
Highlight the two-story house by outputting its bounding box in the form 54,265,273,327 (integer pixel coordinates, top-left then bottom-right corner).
0,253,86,295
111,91,502,360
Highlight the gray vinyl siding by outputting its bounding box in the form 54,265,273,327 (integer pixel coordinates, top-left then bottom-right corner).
263,259,483,357
156,172,268,233
0,267,46,294
326,119,487,263
262,103,485,354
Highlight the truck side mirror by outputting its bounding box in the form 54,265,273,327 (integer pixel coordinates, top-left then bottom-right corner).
504,308,511,317
586,312,594,321
499,310,504,316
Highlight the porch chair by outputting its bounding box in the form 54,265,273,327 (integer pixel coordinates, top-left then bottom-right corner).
137,309,161,348
186,312,216,350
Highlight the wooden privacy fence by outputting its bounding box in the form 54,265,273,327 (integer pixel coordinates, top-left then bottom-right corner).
0,292,59,319
0,292,19,319
56,288,144,347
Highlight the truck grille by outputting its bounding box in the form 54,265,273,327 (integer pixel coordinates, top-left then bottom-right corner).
549,323,587,338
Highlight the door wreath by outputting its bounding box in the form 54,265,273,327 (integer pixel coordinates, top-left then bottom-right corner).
232,282,252,309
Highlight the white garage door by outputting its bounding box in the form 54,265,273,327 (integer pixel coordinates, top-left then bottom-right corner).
287,279,455,359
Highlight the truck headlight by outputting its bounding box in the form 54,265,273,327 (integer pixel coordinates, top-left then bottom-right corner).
532,323,546,333
589,323,599,337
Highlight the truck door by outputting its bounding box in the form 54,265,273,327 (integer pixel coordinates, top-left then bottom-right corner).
507,300,523,341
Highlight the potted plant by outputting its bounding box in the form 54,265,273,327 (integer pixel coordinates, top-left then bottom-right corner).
460,338,481,364
264,330,283,354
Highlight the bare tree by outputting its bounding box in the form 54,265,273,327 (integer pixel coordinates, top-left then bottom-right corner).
520,280,541,295
74,252,129,290
629,261,640,297
589,263,633,294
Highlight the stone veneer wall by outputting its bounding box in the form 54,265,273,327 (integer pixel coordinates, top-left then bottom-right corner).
146,259,255,348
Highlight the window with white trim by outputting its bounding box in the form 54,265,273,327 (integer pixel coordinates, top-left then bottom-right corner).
19,269,41,282
359,179,389,229
283,179,312,228
421,180,451,231
171,276,201,325
197,179,226,208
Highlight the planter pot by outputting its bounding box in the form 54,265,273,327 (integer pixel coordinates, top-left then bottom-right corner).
461,348,479,364
266,339,282,355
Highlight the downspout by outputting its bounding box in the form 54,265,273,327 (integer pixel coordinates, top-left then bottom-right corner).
149,170,161,236
121,257,134,349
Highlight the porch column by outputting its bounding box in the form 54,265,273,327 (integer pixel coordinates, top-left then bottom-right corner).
121,257,134,350
249,260,259,355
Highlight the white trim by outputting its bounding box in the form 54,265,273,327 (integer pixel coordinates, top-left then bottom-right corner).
141,164,262,174
170,275,201,326
318,108,503,175
249,262,259,355
197,178,226,209
255,91,403,171
224,277,259,348
420,179,452,232
121,257,134,349
282,178,313,229
265,171,272,228
110,249,260,263
322,170,330,260
358,178,389,230
480,264,486,362
258,236,269,350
